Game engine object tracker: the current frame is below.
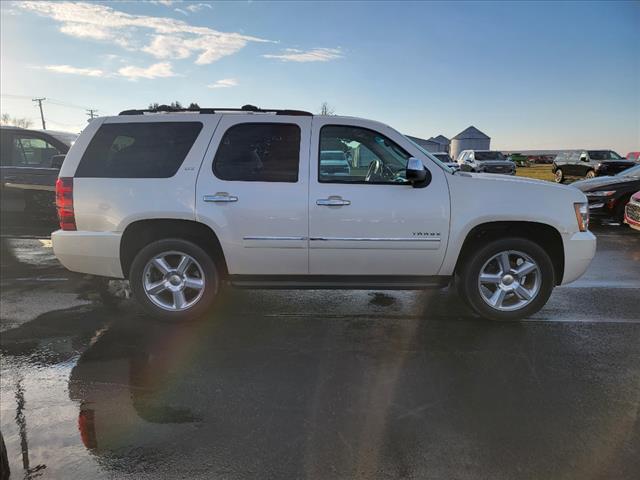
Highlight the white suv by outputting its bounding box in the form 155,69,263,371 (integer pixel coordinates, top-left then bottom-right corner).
52,106,596,321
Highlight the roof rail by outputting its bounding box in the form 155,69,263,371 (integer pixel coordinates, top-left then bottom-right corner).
118,104,312,116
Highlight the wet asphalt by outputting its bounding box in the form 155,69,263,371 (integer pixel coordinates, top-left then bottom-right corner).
0,224,638,479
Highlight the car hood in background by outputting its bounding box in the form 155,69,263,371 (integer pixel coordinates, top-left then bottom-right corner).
475,160,513,167
572,175,640,192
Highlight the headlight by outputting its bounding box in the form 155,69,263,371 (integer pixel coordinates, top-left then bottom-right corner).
574,203,589,232
587,190,616,197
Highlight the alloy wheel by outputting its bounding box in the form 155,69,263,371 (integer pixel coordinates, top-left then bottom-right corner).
477,250,542,312
142,251,205,311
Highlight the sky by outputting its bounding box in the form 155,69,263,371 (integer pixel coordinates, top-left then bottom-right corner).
1,0,639,153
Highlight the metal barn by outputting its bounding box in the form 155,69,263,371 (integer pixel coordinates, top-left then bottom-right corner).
450,126,490,160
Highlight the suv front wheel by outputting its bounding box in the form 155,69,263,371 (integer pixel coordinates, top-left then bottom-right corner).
456,238,555,321
130,238,219,322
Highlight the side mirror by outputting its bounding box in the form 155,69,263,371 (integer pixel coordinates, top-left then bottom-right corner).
406,157,431,188
50,154,66,169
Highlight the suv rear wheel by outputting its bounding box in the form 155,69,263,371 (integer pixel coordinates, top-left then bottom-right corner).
130,238,218,322
456,237,555,321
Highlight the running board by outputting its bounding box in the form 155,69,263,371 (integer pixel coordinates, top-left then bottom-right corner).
228,275,451,290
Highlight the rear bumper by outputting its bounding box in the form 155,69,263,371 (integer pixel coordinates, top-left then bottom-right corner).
560,231,596,285
52,230,124,278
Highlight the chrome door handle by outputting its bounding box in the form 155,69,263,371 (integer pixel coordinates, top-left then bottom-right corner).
203,194,238,203
316,198,351,206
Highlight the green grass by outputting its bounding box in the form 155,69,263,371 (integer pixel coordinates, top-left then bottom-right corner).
516,164,555,182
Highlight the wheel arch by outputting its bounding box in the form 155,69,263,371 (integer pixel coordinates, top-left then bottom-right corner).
453,221,565,285
120,219,228,279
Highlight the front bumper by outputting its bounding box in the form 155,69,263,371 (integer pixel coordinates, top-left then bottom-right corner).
52,230,124,278
560,231,597,285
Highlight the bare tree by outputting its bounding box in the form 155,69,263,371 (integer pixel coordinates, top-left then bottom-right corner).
0,113,33,128
319,102,335,115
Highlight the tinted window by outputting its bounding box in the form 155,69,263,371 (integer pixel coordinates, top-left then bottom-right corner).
588,150,622,160
14,136,62,166
213,123,300,182
76,122,202,178
319,125,411,184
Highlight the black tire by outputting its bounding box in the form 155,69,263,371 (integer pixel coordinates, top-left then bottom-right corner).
455,237,555,321
613,197,630,224
129,238,219,322
554,168,564,183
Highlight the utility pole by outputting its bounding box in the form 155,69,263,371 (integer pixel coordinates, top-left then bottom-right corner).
32,97,46,130
86,108,98,120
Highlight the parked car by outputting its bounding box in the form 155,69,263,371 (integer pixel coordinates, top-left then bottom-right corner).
51,105,595,322
456,150,516,175
430,152,459,171
626,152,640,162
319,150,351,176
0,126,77,235
552,150,635,183
624,191,640,231
571,164,640,223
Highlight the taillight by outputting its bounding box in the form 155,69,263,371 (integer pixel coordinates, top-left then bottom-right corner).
55,177,76,231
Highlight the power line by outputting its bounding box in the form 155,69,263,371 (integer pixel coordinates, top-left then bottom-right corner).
32,97,46,130
86,108,98,120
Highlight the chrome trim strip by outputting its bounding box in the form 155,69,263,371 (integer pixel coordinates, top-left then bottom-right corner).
309,237,440,242
243,236,307,241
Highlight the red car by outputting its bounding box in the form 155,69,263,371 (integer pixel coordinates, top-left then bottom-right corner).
627,152,640,162
624,191,640,231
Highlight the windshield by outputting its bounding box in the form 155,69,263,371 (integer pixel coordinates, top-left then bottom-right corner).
618,164,640,178
475,151,507,161
433,153,453,163
49,132,78,146
404,136,454,173
320,151,346,161
588,150,622,160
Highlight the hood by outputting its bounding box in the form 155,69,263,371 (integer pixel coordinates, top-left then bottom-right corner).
475,160,513,166
571,175,640,192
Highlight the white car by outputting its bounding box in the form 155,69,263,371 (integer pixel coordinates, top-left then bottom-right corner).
52,106,596,322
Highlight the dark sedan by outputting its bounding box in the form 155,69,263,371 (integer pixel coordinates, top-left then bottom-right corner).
572,164,640,223
0,126,77,236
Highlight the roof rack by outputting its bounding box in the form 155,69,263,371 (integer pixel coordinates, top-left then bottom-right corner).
118,104,312,116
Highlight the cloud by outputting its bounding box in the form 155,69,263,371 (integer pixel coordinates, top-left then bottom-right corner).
117,62,177,80
148,0,178,6
263,47,343,62
42,64,104,77
38,62,176,81
207,78,238,89
187,3,213,13
19,1,270,65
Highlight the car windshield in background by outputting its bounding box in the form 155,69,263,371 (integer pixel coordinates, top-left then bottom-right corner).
404,136,453,173
619,164,640,177
475,151,507,161
588,150,622,160
433,153,453,163
320,151,347,161
48,131,78,147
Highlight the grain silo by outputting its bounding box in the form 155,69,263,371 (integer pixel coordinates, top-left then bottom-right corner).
450,126,490,161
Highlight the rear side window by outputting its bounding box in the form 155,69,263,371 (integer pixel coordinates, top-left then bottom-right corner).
76,122,202,178
213,123,300,182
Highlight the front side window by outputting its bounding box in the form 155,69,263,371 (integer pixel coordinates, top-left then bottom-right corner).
213,123,300,182
76,122,203,178
13,136,62,166
319,125,410,184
